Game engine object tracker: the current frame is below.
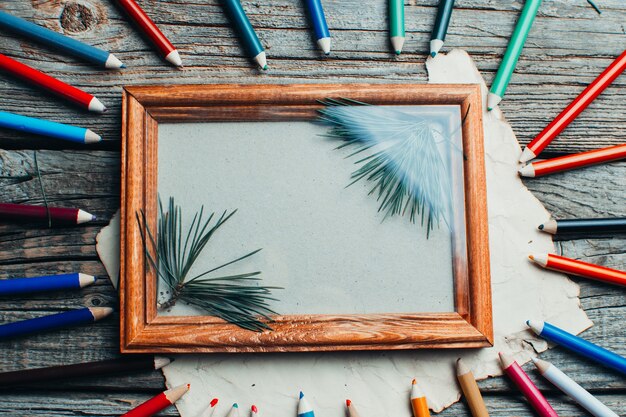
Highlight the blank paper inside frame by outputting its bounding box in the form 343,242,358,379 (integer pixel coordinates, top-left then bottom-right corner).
157,105,466,317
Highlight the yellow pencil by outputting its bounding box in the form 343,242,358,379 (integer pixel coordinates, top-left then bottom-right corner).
410,379,431,417
456,359,490,417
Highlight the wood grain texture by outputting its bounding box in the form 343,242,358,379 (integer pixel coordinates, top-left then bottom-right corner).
121,83,492,352
0,0,623,414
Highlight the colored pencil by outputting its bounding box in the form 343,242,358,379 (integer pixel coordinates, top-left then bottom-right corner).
520,50,626,162
0,356,170,387
498,353,559,417
0,273,95,296
221,0,267,70
298,391,315,417
430,0,455,57
487,0,542,111
0,203,96,226
0,11,124,69
527,320,626,375
456,359,490,417
410,379,430,417
346,399,361,417
0,111,101,144
203,398,219,417
121,383,190,417
251,404,259,417
0,53,105,112
115,0,182,67
529,253,626,287
519,143,626,177
226,403,240,417
0,306,112,341
532,357,619,417
305,0,331,55
539,217,626,235
389,0,405,54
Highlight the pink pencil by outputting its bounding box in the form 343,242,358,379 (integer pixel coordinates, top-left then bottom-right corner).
499,353,559,417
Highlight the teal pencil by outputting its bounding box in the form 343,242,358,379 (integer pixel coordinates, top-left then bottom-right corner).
487,0,541,110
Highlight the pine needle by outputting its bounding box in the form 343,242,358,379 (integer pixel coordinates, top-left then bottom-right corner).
319,99,456,235
137,197,280,332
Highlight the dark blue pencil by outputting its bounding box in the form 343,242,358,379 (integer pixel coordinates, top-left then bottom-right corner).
0,11,124,69
304,0,331,55
0,307,113,341
527,320,626,375
0,273,96,296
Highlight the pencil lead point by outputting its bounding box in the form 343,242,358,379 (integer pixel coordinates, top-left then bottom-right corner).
120,64,127,69
528,254,534,260
210,398,218,407
346,399,351,406
299,391,304,399
251,405,258,412
263,65,268,70
487,107,493,111
395,50,401,55
233,403,238,408
411,378,416,385
431,52,437,58
538,224,544,230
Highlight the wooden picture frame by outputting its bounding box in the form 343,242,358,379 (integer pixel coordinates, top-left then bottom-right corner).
120,84,492,353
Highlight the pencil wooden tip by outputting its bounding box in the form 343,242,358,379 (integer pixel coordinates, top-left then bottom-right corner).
526,319,544,334
89,306,113,321
498,352,515,368
530,356,551,373
154,356,171,369
456,358,471,376
164,383,190,403
165,50,183,67
78,273,96,288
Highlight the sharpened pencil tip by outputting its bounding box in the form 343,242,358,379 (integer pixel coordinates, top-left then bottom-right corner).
346,399,351,406
299,391,304,399
487,107,493,111
263,65,268,70
538,224,544,230
395,50,401,55
210,398,218,407
232,403,238,408
120,64,127,69
528,254,534,260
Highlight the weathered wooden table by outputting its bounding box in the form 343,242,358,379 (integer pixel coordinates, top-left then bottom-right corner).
0,1,624,415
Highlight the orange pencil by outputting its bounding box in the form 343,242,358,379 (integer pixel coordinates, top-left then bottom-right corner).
519,143,626,177
410,379,431,417
529,253,626,287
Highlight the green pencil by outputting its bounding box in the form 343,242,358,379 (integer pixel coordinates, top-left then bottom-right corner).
487,0,541,111
389,0,405,54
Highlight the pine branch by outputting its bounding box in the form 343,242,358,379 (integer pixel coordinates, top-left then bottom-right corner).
137,197,280,332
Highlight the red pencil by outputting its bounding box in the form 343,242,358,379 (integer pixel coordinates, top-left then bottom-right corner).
529,253,626,287
121,383,190,417
0,53,106,113
499,353,559,417
0,203,95,226
519,143,626,177
520,50,626,163
115,0,182,67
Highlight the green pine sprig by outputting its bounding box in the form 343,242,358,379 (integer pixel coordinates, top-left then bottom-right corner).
137,197,280,332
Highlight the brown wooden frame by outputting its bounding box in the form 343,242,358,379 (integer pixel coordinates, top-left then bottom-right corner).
120,84,492,353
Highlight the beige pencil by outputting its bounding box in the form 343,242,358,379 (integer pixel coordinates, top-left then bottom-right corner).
456,359,490,417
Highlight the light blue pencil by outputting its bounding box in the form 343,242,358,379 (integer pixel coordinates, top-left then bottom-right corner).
0,11,124,69
0,111,101,144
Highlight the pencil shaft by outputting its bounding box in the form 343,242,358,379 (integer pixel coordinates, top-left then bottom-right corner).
121,391,172,417
502,361,558,417
457,372,490,417
526,50,626,158
527,143,626,177
540,364,619,417
0,11,114,68
0,273,84,296
0,53,97,110
431,0,455,41
0,307,97,340
489,0,541,99
221,0,265,59
389,0,405,38
0,203,80,225
116,0,176,58
0,356,158,386
554,218,626,234
543,253,626,286
538,322,626,375
0,111,91,143
304,0,330,41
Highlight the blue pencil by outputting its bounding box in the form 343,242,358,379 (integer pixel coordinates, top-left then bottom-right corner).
304,0,331,55
221,0,267,70
0,307,112,341
0,273,96,296
297,391,315,417
0,111,101,144
527,320,626,375
0,11,124,69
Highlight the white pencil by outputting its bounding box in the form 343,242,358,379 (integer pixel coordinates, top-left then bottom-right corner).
532,358,618,417
226,403,240,417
